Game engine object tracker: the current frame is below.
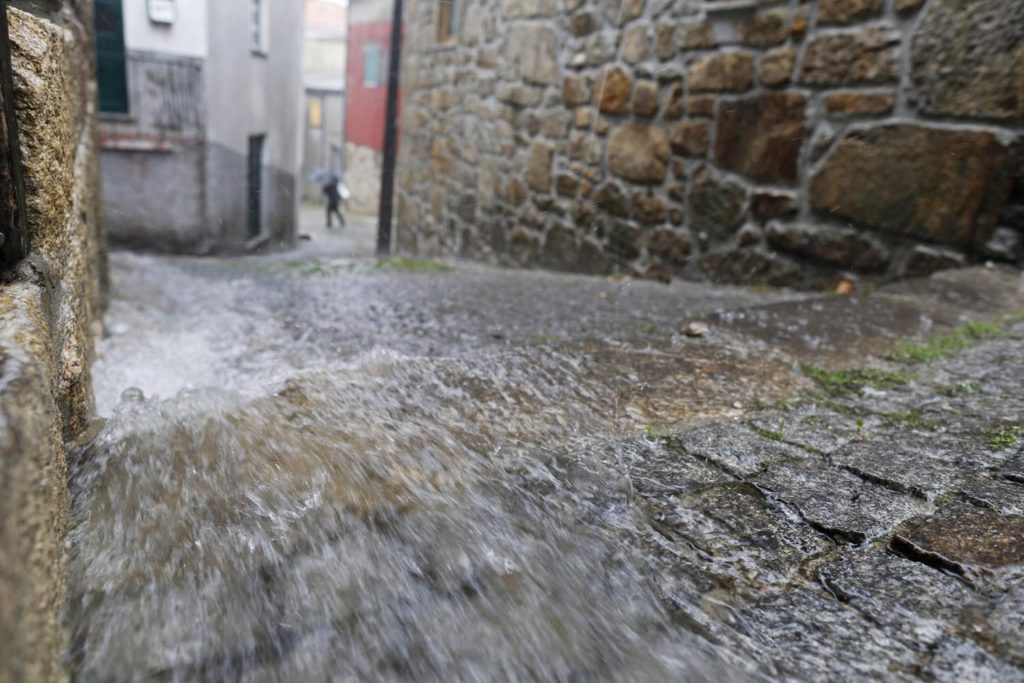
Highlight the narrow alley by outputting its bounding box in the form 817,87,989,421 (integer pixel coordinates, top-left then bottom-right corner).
1,0,1022,681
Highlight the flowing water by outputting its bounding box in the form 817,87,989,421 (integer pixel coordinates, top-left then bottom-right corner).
69,355,748,681
66,254,1024,681
68,253,809,681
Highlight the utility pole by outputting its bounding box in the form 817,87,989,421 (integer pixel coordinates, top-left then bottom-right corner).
376,0,404,256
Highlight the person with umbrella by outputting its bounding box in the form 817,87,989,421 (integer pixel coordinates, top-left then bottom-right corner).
312,169,347,229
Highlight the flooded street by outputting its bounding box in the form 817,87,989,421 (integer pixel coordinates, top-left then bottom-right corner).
90,212,801,416
2,0,1021,680
70,239,1024,681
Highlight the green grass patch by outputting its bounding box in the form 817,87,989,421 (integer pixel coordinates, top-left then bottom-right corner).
374,257,453,273
987,424,1024,450
887,321,1003,365
752,424,786,442
881,409,939,432
283,260,336,277
643,425,674,443
936,381,981,398
801,365,912,397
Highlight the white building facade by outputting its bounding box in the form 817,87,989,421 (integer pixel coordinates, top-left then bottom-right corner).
301,0,347,203
97,0,305,253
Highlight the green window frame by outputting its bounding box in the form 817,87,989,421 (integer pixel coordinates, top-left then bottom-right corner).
94,0,129,113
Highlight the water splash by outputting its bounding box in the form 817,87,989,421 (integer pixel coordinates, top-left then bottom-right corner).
68,353,750,681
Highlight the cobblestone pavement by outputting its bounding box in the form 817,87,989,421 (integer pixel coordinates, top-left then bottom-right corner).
78,254,1024,681
630,317,1024,680
294,203,378,259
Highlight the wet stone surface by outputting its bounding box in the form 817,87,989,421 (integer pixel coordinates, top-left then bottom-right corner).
643,480,834,599
958,477,1024,516
1002,453,1024,484
753,460,925,543
624,438,730,496
747,408,876,455
672,423,812,477
893,503,1024,574
73,252,1024,681
816,548,1024,681
820,547,985,641
734,588,923,680
831,430,995,501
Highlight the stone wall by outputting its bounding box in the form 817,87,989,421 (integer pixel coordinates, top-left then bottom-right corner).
345,141,383,216
0,2,104,681
395,0,1023,287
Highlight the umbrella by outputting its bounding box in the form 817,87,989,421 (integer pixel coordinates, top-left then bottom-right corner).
309,169,338,184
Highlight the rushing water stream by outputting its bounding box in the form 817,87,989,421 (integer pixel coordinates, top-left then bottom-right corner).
68,253,1024,681
68,254,801,681
69,353,751,681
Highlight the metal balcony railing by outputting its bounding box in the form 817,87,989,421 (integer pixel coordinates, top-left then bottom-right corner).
103,50,205,138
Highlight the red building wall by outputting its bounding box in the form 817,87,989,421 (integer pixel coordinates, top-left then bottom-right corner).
345,20,401,152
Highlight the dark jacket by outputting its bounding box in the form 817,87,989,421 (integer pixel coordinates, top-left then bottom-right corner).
323,181,341,205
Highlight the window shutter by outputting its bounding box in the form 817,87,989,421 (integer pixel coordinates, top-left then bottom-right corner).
94,0,129,113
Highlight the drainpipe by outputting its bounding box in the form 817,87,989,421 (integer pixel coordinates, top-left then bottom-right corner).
376,0,403,256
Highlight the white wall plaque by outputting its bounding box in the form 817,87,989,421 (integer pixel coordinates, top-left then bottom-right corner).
148,0,176,24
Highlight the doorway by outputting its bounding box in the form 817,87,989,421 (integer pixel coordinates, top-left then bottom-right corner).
247,134,265,239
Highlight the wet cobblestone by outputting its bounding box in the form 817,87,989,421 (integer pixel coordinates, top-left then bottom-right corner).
753,460,925,543
673,424,812,477
81,253,1024,681
644,316,1024,678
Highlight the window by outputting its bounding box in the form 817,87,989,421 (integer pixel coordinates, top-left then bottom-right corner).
363,44,382,87
437,0,456,43
94,0,129,113
308,97,322,128
250,0,264,52
247,135,265,239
